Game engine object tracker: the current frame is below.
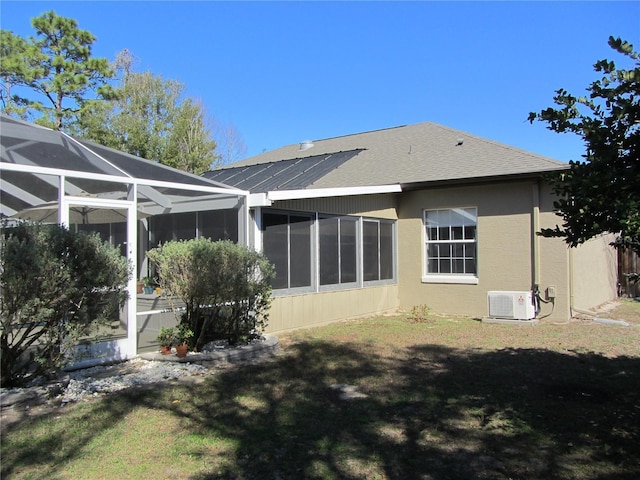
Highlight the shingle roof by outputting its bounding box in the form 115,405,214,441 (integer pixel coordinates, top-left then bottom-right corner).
222,122,567,190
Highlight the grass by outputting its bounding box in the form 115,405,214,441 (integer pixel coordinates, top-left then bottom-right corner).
2,299,640,479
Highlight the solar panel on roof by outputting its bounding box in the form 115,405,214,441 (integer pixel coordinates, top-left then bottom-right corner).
204,149,363,192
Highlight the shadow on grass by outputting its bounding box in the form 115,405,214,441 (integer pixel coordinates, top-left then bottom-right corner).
185,342,640,479
2,341,640,479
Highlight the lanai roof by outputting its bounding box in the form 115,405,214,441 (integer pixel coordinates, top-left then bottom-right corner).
0,114,245,218
209,122,568,192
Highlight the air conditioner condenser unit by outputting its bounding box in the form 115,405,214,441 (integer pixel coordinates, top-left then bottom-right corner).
487,291,536,320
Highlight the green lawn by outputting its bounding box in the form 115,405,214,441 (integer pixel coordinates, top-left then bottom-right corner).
2,300,639,479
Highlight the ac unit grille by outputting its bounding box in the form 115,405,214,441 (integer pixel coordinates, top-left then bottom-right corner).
489,294,516,318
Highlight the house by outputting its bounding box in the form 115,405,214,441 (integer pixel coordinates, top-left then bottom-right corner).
204,122,619,331
0,115,619,368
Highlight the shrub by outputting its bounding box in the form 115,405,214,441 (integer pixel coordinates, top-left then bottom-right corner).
146,238,274,349
0,222,130,387
408,304,433,323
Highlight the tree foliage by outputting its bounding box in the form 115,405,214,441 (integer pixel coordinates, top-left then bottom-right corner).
529,36,640,254
147,238,274,350
0,222,130,387
77,50,220,174
0,11,115,130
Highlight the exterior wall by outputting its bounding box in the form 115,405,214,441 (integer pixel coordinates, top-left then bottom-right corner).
397,180,574,321
536,183,572,321
260,180,619,331
571,234,618,311
265,284,399,333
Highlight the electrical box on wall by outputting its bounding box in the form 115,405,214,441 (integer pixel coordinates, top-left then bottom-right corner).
487,291,536,320
546,285,557,300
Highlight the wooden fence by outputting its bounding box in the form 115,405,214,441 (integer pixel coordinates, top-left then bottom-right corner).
618,248,640,298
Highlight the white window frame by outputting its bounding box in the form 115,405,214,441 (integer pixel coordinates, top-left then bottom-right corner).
422,207,479,285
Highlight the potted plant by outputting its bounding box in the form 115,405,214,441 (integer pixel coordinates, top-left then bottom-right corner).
156,326,175,355
174,323,193,358
142,277,154,294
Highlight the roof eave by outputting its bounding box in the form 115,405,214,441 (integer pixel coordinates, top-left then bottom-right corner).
400,167,569,191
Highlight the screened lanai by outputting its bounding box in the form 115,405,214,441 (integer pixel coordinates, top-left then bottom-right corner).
0,114,249,365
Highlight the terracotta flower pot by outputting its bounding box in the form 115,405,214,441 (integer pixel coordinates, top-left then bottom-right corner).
175,344,188,358
160,345,172,355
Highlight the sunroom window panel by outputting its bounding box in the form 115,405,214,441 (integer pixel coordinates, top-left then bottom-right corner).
363,221,379,282
288,215,312,288
380,222,393,280
200,209,238,243
263,213,290,290
319,217,340,285
340,218,358,283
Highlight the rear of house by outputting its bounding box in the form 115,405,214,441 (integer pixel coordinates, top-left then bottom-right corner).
206,122,618,331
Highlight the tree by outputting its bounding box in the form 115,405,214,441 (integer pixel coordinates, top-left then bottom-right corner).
164,98,219,174
0,222,130,387
79,50,221,174
529,36,640,254
214,120,249,164
0,11,115,130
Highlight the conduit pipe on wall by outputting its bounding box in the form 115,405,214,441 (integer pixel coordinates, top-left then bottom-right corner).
531,181,541,289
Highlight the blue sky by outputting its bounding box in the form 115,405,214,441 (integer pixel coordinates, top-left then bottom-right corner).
1,1,639,163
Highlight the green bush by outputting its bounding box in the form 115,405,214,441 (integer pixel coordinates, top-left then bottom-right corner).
0,222,131,387
146,238,274,350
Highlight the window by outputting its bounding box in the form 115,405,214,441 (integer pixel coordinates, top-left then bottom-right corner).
363,219,395,282
149,209,239,248
149,212,197,248
319,216,358,286
199,209,238,243
262,210,396,293
263,211,313,290
424,208,477,283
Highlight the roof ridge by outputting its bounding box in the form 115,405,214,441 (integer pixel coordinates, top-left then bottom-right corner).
310,124,409,143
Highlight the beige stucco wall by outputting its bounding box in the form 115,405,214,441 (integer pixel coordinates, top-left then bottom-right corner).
397,180,575,321
570,234,618,311
265,284,399,333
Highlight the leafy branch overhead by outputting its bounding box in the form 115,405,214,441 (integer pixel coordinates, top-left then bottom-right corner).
529,36,639,254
